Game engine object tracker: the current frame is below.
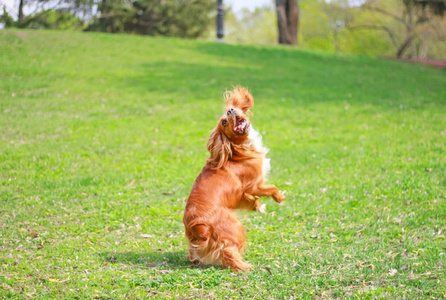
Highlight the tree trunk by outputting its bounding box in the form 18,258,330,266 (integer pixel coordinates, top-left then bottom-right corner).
406,3,417,58
98,0,107,15
333,30,340,52
287,0,299,45
18,0,24,23
407,27,416,58
276,1,289,44
396,34,416,58
419,31,430,59
276,0,299,45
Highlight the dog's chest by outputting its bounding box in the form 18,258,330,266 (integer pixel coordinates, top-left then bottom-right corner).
248,128,271,180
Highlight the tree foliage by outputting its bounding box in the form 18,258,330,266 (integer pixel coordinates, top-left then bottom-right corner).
411,0,445,16
222,7,277,45
19,10,85,30
359,0,446,57
86,0,214,38
0,7,15,27
2,0,213,38
297,0,446,59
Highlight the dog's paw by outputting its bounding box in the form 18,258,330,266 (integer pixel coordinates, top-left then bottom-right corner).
273,191,286,203
244,193,259,202
258,204,267,214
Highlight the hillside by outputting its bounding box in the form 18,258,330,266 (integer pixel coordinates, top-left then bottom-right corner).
1,30,445,298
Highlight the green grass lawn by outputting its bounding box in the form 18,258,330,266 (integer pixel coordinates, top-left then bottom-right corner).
0,29,445,299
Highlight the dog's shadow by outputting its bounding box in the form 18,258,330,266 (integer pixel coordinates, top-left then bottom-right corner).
99,250,213,270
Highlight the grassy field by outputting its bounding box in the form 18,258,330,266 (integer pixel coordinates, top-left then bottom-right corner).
0,29,445,299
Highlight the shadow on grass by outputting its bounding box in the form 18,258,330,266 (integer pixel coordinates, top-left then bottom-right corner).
100,250,214,270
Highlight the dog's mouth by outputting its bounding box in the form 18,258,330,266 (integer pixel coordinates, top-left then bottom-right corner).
234,116,250,135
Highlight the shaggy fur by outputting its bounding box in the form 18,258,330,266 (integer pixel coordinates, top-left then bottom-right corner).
183,87,285,271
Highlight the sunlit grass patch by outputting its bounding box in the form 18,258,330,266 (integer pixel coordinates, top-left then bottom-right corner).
0,29,445,299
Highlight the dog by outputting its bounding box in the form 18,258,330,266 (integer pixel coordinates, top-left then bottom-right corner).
183,87,285,271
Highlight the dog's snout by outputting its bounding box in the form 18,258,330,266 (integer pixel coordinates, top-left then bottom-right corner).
227,108,235,115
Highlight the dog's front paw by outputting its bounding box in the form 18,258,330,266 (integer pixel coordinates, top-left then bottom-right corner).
258,204,267,214
244,193,259,202
273,190,286,203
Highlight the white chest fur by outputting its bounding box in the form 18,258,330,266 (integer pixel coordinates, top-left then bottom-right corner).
248,128,271,180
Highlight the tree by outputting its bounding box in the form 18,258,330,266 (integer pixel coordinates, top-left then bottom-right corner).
275,0,299,45
18,0,25,23
11,0,213,38
86,0,214,38
1,6,15,27
355,0,446,57
15,0,97,27
20,9,85,30
320,0,353,52
414,0,445,16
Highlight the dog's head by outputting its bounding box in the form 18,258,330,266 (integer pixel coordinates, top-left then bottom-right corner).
207,87,254,168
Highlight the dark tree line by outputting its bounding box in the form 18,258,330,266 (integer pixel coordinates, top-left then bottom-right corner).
87,0,214,37
2,0,214,38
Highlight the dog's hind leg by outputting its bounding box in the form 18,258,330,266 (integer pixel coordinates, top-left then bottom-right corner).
221,245,251,271
216,209,251,271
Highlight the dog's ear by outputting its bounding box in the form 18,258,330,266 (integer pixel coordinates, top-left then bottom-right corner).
207,128,232,169
224,86,254,114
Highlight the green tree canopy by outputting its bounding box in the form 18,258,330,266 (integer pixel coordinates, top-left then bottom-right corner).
86,0,214,38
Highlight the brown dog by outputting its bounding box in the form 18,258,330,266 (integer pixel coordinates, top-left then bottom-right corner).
183,87,285,271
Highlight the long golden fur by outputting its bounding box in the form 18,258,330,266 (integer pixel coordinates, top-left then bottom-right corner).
183,87,285,271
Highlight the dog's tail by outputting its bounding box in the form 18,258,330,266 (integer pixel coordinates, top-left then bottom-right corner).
186,208,251,271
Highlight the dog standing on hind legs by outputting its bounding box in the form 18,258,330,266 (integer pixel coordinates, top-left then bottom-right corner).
183,87,285,271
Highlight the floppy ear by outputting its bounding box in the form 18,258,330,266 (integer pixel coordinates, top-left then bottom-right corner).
207,128,232,169
224,86,254,114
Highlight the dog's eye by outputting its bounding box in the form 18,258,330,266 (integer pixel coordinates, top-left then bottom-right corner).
222,120,227,126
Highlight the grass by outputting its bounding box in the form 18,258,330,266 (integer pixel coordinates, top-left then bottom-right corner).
0,29,445,299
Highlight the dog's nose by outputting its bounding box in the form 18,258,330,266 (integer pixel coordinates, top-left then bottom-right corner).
227,108,235,115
